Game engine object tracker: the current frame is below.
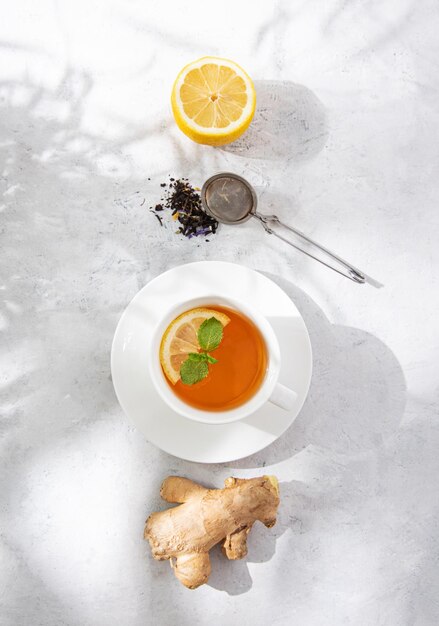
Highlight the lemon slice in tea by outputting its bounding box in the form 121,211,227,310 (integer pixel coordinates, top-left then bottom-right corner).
160,308,231,384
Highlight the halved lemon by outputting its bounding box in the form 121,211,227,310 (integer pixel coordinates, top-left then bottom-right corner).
160,308,231,384
171,56,256,146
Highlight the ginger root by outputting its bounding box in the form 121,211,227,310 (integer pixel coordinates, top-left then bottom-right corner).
144,475,280,589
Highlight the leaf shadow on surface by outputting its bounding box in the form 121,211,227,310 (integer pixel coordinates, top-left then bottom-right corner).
322,0,417,59
2,60,276,622
0,63,199,434
0,65,203,624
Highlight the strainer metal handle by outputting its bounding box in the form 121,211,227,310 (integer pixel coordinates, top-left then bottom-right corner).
201,171,366,284
253,213,366,284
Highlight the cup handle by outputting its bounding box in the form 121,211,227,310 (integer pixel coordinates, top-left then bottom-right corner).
269,382,298,412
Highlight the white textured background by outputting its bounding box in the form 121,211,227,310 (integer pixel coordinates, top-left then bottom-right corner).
1,1,439,625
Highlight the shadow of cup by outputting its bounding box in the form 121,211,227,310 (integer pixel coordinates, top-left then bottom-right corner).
220,80,328,162
232,274,407,467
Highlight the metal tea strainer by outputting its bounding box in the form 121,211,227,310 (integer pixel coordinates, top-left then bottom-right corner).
201,172,366,284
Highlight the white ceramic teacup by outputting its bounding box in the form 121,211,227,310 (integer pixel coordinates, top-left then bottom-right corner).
148,295,297,425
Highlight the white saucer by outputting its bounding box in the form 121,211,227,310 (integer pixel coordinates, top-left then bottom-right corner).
111,261,312,463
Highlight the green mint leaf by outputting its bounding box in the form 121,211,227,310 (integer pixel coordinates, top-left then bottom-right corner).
186,352,208,362
198,317,223,352
180,358,209,385
206,354,218,364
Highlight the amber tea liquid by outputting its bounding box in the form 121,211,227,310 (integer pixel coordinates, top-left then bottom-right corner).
169,305,267,411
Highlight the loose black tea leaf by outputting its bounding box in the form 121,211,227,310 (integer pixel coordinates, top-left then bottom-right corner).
150,178,218,239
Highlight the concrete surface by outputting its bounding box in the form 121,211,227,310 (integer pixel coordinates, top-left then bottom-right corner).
1,1,438,625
